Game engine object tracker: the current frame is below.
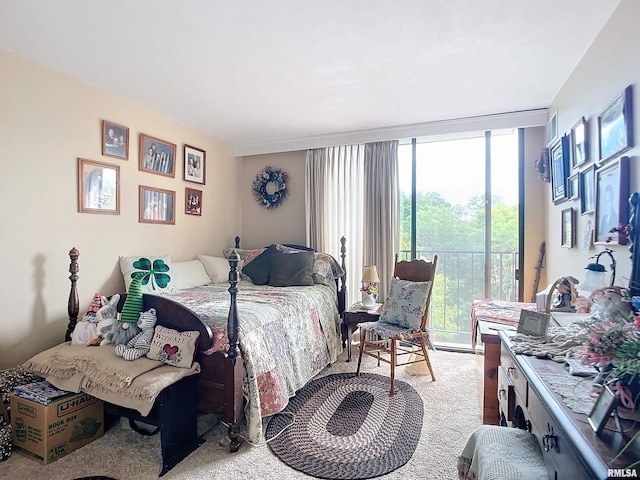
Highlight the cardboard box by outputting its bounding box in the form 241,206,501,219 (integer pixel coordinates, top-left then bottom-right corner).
11,392,103,464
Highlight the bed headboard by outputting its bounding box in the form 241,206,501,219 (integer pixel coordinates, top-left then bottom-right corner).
64,248,213,351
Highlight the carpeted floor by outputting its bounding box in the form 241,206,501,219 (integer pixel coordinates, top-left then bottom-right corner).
0,349,483,480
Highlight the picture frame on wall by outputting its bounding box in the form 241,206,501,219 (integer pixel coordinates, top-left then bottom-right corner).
139,133,177,178
185,187,202,216
598,85,633,164
579,164,596,215
77,158,120,214
595,156,629,244
139,185,175,225
567,173,579,200
102,120,129,160
561,207,575,248
547,111,558,146
571,117,588,168
550,135,570,204
184,144,206,185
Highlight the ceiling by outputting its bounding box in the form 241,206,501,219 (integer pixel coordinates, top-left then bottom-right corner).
0,1,620,155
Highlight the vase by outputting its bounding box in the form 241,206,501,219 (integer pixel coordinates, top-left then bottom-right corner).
361,292,376,308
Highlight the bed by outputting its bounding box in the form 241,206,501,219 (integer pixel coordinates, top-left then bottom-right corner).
59,237,347,455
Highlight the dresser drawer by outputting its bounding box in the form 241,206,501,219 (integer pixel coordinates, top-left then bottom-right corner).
500,343,529,405
497,365,515,421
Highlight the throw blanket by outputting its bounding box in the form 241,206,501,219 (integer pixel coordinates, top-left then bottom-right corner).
22,342,200,416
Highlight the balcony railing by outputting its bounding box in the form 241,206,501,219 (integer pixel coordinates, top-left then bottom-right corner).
399,249,519,345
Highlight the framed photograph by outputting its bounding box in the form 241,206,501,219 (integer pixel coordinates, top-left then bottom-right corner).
77,158,120,214
588,385,619,435
185,187,202,216
581,219,593,250
517,310,550,337
595,156,630,244
598,85,633,164
579,164,597,214
550,135,570,204
546,110,558,146
561,207,575,248
139,185,175,225
184,144,206,185
570,117,588,168
139,133,177,178
102,120,129,160
567,173,579,200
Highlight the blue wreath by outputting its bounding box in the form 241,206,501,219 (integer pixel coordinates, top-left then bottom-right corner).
252,166,289,209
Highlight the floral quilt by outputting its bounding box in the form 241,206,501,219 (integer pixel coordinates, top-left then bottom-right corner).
160,279,343,443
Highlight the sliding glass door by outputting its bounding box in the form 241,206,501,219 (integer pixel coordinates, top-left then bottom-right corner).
398,129,520,347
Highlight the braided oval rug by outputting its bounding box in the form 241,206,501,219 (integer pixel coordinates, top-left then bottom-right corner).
266,373,423,479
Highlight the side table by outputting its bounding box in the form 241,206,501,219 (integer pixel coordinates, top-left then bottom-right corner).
342,302,382,362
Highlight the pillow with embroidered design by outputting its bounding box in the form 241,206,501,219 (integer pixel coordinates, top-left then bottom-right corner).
146,325,200,368
380,278,431,330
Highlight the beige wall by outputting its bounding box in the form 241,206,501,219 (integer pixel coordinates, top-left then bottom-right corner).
545,0,639,289
239,151,307,248
0,49,240,368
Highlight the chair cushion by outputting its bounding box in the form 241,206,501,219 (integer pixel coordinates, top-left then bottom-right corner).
380,278,431,329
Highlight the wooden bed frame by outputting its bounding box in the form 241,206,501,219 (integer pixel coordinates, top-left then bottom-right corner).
63,236,347,455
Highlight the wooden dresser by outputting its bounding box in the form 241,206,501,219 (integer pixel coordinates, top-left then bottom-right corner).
497,331,639,479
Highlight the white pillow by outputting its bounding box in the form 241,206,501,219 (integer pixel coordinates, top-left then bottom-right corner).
119,255,174,293
171,260,212,289
198,255,230,284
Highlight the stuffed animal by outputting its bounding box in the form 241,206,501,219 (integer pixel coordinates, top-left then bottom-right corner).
115,308,157,361
111,272,145,346
89,294,120,346
590,286,632,322
71,293,106,345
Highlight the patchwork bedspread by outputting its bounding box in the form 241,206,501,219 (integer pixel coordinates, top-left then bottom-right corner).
160,280,343,442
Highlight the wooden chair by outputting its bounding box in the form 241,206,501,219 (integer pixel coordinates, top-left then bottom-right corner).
356,254,437,394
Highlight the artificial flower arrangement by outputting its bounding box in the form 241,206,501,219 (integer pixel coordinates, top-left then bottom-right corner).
360,282,379,299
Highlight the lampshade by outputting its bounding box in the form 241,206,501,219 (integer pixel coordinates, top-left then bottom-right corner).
361,265,380,283
580,263,607,292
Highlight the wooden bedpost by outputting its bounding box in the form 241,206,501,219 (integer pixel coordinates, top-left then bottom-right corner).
234,236,240,249
339,236,347,314
227,251,240,358
65,247,80,342
629,192,640,297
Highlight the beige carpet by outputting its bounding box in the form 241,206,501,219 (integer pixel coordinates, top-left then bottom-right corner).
0,349,484,480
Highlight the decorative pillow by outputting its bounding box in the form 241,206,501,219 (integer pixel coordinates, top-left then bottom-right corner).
197,255,230,284
146,325,200,368
312,252,345,287
223,247,265,266
171,260,212,289
241,244,277,285
380,278,432,330
269,249,314,287
119,255,174,293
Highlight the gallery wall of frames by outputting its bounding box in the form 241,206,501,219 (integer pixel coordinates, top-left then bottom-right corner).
541,85,634,249
77,120,206,224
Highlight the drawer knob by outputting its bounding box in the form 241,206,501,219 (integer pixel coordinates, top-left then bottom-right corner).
543,425,557,452
507,366,515,377
499,388,506,399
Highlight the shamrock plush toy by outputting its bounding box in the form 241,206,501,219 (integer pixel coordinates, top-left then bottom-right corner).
115,308,157,361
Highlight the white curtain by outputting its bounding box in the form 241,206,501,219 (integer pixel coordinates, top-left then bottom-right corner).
363,141,399,302
305,141,399,306
306,145,364,306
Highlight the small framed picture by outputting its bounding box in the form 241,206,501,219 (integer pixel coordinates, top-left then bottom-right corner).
567,173,579,200
184,144,206,185
77,158,120,215
571,117,588,168
517,310,550,337
102,120,129,160
550,135,570,204
139,185,175,225
595,156,630,244
598,85,633,164
588,385,619,435
547,111,558,146
185,187,202,216
579,164,597,214
561,207,575,248
139,133,177,178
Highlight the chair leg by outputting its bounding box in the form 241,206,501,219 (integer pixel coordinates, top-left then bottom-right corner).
419,337,436,381
390,339,397,395
356,328,366,376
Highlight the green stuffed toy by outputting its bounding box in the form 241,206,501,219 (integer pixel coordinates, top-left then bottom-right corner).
111,272,144,346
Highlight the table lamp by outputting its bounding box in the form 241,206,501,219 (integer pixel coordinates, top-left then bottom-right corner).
361,265,380,307
580,248,616,291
